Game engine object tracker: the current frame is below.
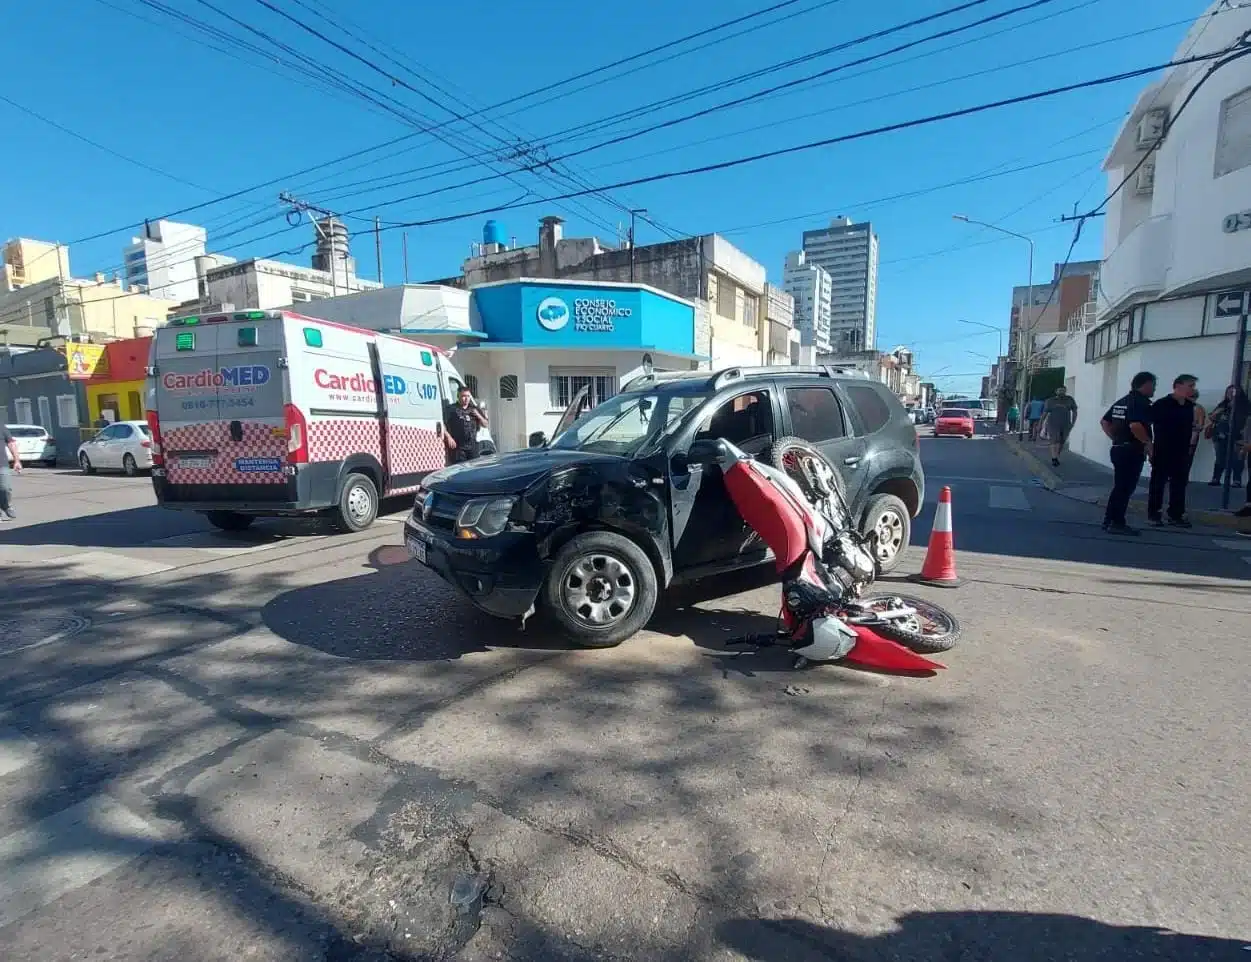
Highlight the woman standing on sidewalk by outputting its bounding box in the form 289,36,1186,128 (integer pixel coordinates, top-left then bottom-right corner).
1206,385,1249,488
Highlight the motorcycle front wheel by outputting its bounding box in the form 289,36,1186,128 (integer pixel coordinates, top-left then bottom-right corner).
770,436,847,508
854,593,961,654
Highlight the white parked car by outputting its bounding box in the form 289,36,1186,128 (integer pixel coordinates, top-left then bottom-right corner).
77,420,154,476
4,424,58,467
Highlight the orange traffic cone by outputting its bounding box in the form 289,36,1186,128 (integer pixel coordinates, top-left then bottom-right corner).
911,486,962,588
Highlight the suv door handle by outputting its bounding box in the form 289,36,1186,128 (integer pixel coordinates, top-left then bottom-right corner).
843,456,862,466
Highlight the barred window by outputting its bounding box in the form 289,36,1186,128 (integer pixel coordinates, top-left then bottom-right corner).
549,368,616,410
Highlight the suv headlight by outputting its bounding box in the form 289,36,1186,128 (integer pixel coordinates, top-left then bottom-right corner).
455,497,516,539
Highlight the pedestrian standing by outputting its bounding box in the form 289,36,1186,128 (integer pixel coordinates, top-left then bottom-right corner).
1,423,21,521
1042,387,1078,467
1147,375,1198,528
1025,397,1045,440
1006,402,1020,433
1100,371,1156,536
1206,385,1249,488
442,385,489,464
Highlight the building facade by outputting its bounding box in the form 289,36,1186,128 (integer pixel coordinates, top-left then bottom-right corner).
427,216,771,369
1064,0,1251,481
293,278,706,453
782,250,832,354
1,239,175,347
188,256,381,314
122,220,206,302
801,216,879,353
762,283,798,365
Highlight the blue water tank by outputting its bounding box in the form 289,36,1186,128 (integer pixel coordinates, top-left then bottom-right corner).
483,219,507,247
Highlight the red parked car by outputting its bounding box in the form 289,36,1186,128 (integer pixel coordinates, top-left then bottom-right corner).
935,408,975,438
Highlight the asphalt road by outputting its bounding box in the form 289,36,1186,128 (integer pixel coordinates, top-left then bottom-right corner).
0,442,1247,961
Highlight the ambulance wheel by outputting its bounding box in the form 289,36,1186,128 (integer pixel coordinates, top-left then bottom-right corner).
334,473,379,532
543,531,658,648
205,511,255,532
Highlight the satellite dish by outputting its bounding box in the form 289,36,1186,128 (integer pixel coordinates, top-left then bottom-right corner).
642,353,654,376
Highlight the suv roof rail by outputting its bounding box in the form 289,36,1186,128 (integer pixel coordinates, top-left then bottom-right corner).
711,364,874,389
620,370,708,391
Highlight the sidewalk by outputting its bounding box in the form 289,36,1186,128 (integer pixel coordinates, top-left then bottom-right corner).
1003,433,1251,530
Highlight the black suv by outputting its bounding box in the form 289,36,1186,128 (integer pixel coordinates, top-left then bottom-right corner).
404,365,923,647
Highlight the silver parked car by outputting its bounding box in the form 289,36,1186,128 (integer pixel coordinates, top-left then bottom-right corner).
4,424,58,467
77,420,154,476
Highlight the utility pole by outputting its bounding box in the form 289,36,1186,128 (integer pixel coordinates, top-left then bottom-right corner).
375,217,384,285
279,192,345,297
628,208,647,283
402,232,410,284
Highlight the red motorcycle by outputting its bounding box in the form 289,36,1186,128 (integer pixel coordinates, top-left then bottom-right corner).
692,436,959,672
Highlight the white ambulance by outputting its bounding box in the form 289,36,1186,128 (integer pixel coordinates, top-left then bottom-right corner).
146,309,489,532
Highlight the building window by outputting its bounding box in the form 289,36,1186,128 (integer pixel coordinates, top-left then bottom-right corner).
743,294,758,330
37,396,52,429
498,375,518,400
464,374,479,396
43,298,56,326
1215,86,1251,177
549,368,616,410
13,398,33,424
56,394,79,428
290,290,311,303
716,278,737,320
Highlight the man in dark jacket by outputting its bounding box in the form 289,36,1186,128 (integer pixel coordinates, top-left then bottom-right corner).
1100,372,1156,535
1147,374,1198,528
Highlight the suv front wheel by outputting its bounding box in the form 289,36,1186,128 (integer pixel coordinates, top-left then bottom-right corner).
542,531,659,648
861,493,911,574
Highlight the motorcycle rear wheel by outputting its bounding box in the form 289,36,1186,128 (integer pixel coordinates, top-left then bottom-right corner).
854,593,961,654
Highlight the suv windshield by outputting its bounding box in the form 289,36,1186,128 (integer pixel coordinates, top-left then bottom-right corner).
550,388,707,456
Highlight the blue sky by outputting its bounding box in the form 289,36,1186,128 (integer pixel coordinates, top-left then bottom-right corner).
0,0,1210,395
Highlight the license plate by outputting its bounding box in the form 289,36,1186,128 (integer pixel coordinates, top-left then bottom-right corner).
406,536,427,564
176,456,212,469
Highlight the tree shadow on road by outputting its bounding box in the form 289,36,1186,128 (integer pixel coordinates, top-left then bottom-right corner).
716,912,1249,961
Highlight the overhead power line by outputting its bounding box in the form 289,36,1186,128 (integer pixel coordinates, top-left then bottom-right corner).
345,0,1066,214
0,93,214,193
382,50,1230,231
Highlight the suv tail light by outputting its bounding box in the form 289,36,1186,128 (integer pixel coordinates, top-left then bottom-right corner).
145,410,164,465
284,403,308,464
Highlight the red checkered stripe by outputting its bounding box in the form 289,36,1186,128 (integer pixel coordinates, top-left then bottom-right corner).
164,421,287,485
387,422,444,477
307,417,383,463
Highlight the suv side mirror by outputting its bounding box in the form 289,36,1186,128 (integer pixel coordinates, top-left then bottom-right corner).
528,431,547,448
685,437,726,466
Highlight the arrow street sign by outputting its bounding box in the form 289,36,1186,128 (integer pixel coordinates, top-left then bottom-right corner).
1214,290,1249,318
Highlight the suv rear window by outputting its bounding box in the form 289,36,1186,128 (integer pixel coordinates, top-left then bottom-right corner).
786,387,845,442
842,383,892,434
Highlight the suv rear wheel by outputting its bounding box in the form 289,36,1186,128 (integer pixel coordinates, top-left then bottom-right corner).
543,531,658,648
861,493,911,574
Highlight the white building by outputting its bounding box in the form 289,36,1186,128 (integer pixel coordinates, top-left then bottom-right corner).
195,256,381,313
782,250,832,354
123,220,206,302
1065,0,1251,481
801,216,879,353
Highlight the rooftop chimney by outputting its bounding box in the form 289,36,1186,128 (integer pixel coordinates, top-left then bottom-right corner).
538,215,564,277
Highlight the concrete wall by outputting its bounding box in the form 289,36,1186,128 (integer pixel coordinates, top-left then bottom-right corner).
0,349,85,459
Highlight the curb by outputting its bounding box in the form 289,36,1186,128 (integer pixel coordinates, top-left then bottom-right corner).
1001,435,1248,531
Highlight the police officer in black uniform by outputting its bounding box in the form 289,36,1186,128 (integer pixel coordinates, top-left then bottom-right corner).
1100,371,1156,535
442,385,488,464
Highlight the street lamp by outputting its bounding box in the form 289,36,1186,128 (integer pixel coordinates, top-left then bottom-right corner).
953,214,1036,428
956,318,1005,359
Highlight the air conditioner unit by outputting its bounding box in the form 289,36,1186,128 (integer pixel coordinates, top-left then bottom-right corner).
1135,107,1168,149
1134,161,1156,195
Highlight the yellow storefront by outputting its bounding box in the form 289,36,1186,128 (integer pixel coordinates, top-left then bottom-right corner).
83,337,151,428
